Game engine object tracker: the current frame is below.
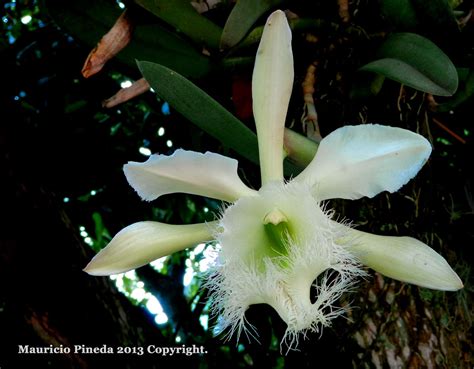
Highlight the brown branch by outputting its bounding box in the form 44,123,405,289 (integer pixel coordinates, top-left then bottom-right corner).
432,118,466,144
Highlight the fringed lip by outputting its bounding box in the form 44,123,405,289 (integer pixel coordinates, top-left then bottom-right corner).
209,181,366,351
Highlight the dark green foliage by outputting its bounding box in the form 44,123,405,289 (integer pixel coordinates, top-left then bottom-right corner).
359,32,458,96
45,0,211,77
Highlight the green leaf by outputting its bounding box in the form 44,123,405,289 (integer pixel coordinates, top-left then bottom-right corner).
92,212,111,252
379,0,418,30
138,61,260,165
437,69,474,112
350,73,386,99
380,0,459,33
44,0,210,78
410,0,458,34
234,18,362,51
220,0,284,49
134,0,222,50
359,33,458,96
138,61,306,175
132,24,210,78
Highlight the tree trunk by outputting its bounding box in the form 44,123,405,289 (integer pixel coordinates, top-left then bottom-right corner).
349,274,471,369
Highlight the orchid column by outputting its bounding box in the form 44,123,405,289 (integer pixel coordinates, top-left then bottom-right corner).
84,10,462,349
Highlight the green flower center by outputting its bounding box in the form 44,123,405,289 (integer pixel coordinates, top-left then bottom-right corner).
218,182,321,270
263,208,292,258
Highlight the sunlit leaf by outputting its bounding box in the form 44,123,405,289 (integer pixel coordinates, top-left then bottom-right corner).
134,0,222,49
220,0,284,49
359,33,458,96
92,212,111,252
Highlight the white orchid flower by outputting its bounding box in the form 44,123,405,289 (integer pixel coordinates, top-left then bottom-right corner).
84,10,462,347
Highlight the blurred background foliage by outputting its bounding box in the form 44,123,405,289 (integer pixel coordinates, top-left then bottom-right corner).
1,0,473,368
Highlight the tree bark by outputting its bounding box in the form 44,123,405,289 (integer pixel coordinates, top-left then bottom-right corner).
349,273,471,369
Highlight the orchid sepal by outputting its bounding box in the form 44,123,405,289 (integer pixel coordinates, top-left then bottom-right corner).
84,220,218,276
252,10,294,185
340,227,463,291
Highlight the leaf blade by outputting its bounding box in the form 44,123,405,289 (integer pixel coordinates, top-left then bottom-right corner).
134,0,222,49
137,61,306,176
138,61,260,165
220,0,284,49
359,33,458,96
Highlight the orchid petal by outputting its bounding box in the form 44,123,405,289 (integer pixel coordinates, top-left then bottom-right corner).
84,221,217,276
252,10,293,184
294,124,432,200
124,149,256,202
341,227,463,291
